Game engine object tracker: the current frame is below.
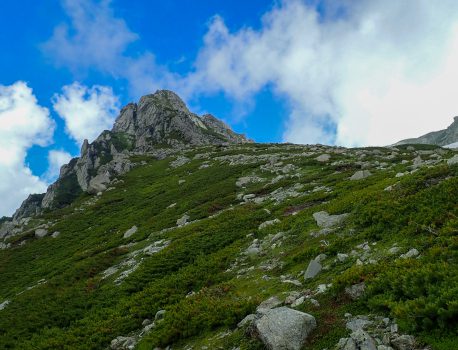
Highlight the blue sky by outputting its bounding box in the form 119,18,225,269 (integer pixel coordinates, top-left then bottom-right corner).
1,0,285,174
1,0,458,216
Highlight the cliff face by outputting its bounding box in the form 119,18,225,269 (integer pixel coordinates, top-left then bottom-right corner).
396,116,458,147
14,90,251,219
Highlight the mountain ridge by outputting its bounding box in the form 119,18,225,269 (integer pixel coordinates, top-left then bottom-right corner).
396,116,458,147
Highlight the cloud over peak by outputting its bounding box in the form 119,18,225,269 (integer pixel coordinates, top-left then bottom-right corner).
53,82,120,144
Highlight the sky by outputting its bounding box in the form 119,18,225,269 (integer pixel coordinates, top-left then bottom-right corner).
1,0,458,217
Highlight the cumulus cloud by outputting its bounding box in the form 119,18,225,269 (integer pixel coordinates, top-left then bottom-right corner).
44,149,73,182
182,0,458,146
42,0,172,97
53,82,120,144
0,82,55,216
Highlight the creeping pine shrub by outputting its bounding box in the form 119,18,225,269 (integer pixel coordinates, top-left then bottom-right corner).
367,256,458,332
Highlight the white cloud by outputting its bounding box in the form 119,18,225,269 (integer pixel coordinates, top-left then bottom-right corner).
53,82,120,144
42,0,172,97
0,82,55,216
179,0,458,146
44,150,73,182
44,0,458,146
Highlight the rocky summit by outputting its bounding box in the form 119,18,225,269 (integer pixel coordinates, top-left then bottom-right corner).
1,90,458,350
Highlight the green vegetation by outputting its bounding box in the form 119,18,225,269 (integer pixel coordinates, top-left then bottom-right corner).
0,144,457,349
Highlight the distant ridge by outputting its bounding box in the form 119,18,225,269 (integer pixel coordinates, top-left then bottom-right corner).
396,116,458,147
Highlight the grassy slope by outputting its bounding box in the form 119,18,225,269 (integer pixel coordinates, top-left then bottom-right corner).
0,143,457,349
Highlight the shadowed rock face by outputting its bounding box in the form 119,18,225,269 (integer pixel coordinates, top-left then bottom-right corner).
13,90,251,217
396,116,458,147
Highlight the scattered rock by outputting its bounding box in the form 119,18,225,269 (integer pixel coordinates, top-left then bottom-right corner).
259,219,280,230
447,154,458,165
256,296,283,313
244,239,262,256
304,259,322,280
176,214,190,226
0,300,10,311
254,307,316,350
291,296,305,307
313,211,349,228
346,317,372,332
51,231,60,238
350,329,377,350
123,226,138,239
391,335,415,350
316,283,331,294
345,282,366,300
350,170,372,180
236,175,264,187
337,253,349,262
34,228,48,238
316,154,331,162
170,156,190,168
399,248,419,259
143,240,170,255
110,336,137,350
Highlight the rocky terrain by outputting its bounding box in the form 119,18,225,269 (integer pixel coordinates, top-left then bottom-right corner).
0,91,457,350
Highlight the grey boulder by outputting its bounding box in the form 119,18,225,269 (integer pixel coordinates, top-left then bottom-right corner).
313,211,349,228
123,226,138,239
254,307,316,350
350,170,372,180
304,259,322,280
35,228,48,238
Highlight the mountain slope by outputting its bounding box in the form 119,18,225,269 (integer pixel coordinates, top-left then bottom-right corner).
1,95,458,350
396,116,458,147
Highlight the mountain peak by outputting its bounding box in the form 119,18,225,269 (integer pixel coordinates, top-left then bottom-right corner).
139,89,189,114
112,90,250,148
11,90,251,216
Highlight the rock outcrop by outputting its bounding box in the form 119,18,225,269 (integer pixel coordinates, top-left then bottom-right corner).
11,90,251,220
